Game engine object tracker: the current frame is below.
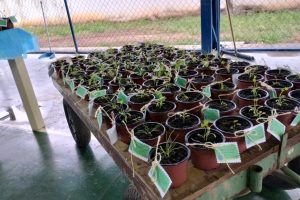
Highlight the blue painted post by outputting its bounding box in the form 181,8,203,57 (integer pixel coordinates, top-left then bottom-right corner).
212,0,220,52
64,0,79,53
201,0,213,53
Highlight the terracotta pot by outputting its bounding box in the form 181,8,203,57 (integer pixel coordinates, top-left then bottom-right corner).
237,74,264,89
149,142,191,188
115,111,146,144
185,128,225,170
214,116,253,153
265,69,292,80
166,113,201,143
147,101,176,123
128,94,155,111
286,75,300,89
191,75,215,90
237,88,269,108
175,91,205,115
264,79,293,96
204,99,237,117
211,81,237,100
133,122,166,146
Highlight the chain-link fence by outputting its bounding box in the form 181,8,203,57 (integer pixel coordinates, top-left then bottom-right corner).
1,0,300,51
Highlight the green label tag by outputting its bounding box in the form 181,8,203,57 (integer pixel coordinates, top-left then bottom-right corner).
117,91,128,104
175,76,187,88
267,118,286,141
0,19,7,27
291,114,300,127
65,79,75,92
215,142,241,164
89,89,106,100
148,164,172,198
202,85,211,98
76,86,88,99
9,16,17,23
128,137,152,162
96,111,103,129
245,123,266,149
268,89,277,98
106,122,118,144
203,108,220,122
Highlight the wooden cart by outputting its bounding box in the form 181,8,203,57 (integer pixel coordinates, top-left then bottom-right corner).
52,75,300,200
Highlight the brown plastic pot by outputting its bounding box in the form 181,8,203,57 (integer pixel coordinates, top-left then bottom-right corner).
286,74,300,89
211,81,237,100
166,113,201,143
196,65,217,76
178,70,198,79
115,110,145,144
175,91,205,115
237,74,264,89
147,101,176,123
214,116,253,153
247,65,269,76
288,89,300,102
204,99,237,117
215,68,239,82
230,61,250,73
157,84,181,102
128,93,155,111
185,128,225,170
143,79,166,89
132,122,166,146
265,69,292,80
237,88,269,108
191,75,215,90
149,142,191,188
264,79,293,96
129,73,144,85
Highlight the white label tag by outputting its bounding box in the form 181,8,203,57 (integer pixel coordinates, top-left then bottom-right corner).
106,122,118,144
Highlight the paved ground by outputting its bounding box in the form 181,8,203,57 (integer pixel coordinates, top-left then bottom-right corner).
0,52,300,200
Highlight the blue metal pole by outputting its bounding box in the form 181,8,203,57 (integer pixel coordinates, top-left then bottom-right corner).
212,0,220,52
63,0,78,53
201,0,213,53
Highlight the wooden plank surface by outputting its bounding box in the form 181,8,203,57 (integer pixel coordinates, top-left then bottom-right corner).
52,76,300,200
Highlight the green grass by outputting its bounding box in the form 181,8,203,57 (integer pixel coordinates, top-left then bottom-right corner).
24,10,300,46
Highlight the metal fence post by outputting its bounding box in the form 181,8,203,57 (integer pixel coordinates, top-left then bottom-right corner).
63,0,79,53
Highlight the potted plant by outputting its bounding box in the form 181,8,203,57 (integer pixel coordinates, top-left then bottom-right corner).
185,128,225,170
115,110,145,144
237,73,264,89
166,112,201,143
204,99,237,117
191,73,215,90
265,69,292,80
102,102,128,127
229,61,250,73
264,79,293,96
147,97,176,123
128,90,155,111
286,74,300,89
237,87,269,107
246,65,269,76
143,78,167,89
211,81,237,100
288,89,300,101
178,69,198,79
175,91,205,115
157,83,181,102
213,57,231,68
148,141,191,188
214,116,252,153
133,122,166,146
215,67,239,82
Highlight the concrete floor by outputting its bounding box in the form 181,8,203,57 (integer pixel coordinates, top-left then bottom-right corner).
0,52,300,200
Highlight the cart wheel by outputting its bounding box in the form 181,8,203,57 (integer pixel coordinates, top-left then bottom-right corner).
124,183,141,200
263,156,300,190
63,99,91,148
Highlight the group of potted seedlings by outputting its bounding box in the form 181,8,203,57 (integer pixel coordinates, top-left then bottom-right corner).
51,43,300,189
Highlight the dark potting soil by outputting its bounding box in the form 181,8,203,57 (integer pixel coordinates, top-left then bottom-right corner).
290,90,300,101
266,98,299,111
215,116,252,133
168,114,199,128
206,99,235,112
177,92,203,102
230,61,250,67
151,143,188,165
159,84,180,93
103,103,127,116
144,79,164,87
192,75,214,83
130,94,153,103
216,68,238,75
238,88,268,99
94,95,116,106
116,111,144,125
178,70,197,77
241,106,272,120
248,65,269,74
267,69,291,76
148,101,175,112
211,82,235,91
134,123,164,140
238,74,263,82
188,129,224,145
265,80,292,88
287,75,300,82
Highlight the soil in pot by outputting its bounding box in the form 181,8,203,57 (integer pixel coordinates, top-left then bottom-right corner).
205,99,236,116
247,65,269,76
288,89,300,101
129,73,144,85
147,101,176,123
158,84,181,102
237,88,269,107
166,112,201,143
178,70,198,79
286,74,300,89
93,94,116,108
265,69,292,80
128,93,155,111
109,77,133,93
230,61,250,73
149,142,191,188
237,73,264,89
213,58,231,68
211,81,237,100
143,79,166,89
116,110,145,144
191,75,215,90
103,103,128,127
264,79,293,96
196,64,217,76
214,116,252,153
185,128,225,170
133,122,165,146
176,91,204,115
215,68,239,82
